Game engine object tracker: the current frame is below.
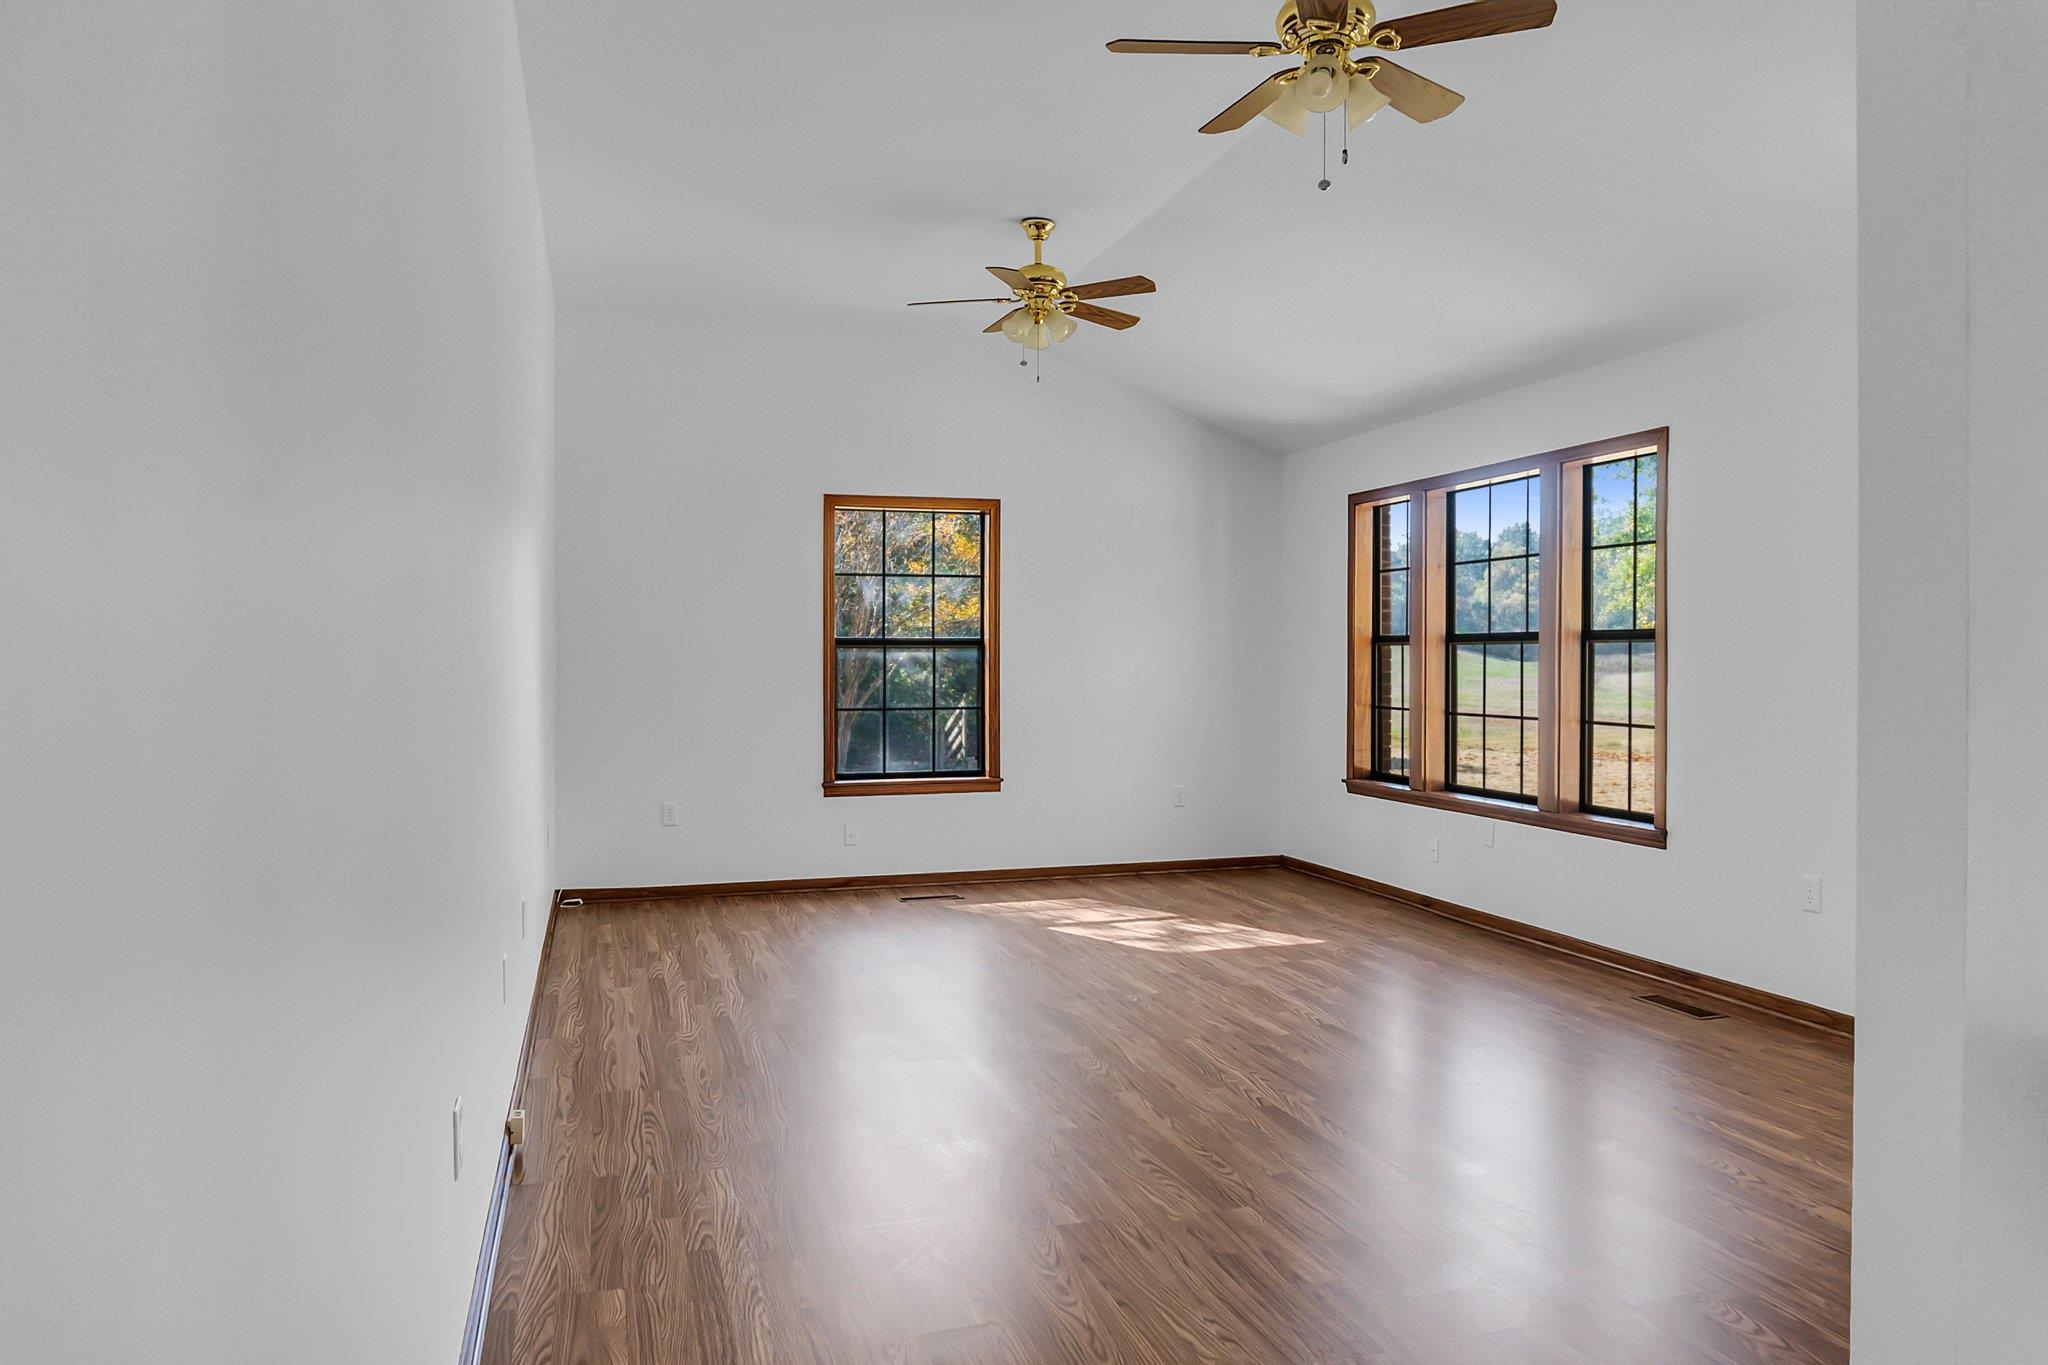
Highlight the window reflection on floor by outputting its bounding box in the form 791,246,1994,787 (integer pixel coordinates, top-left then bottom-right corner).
968,898,1323,953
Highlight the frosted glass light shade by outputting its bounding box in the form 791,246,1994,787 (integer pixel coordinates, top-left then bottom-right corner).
1348,79,1391,127
1259,83,1311,136
1046,310,1078,344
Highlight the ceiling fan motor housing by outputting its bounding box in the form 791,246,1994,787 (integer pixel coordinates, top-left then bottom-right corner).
1277,1,1376,49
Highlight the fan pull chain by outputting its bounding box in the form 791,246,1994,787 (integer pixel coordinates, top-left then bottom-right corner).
1319,113,1331,191
1342,109,1350,166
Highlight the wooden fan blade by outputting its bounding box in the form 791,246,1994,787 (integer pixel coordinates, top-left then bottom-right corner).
1107,39,1274,55
1201,72,1290,134
1297,0,1351,24
987,266,1029,291
1370,0,1556,50
908,297,1014,307
1067,275,1157,302
1366,58,1465,122
1070,303,1141,331
985,308,1027,335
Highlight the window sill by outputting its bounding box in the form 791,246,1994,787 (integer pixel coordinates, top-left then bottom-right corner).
1342,778,1666,849
824,777,1003,798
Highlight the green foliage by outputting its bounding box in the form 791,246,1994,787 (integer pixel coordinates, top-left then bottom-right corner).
1588,455,1658,631
834,508,985,640
1451,476,1538,635
1452,531,1537,634
835,510,883,572
1446,457,1656,639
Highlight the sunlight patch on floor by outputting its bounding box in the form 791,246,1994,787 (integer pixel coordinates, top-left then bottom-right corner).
967,898,1323,953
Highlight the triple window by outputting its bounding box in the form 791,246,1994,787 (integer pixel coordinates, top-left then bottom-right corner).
1348,430,1667,845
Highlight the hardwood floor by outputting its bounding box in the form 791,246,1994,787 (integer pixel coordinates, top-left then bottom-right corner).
482,868,1851,1364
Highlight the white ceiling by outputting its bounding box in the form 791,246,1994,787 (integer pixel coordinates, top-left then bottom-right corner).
514,0,1855,453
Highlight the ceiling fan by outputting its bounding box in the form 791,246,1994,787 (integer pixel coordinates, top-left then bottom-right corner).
906,218,1156,355
1108,0,1556,138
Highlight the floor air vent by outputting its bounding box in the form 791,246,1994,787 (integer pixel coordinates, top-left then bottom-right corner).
900,892,965,902
1637,993,1726,1020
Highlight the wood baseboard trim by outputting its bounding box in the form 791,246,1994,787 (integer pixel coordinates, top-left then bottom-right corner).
1278,856,1854,1041
556,855,1849,1039
559,855,1287,904
463,891,564,1363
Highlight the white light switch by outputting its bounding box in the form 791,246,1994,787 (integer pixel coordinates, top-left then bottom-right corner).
1429,839,1441,864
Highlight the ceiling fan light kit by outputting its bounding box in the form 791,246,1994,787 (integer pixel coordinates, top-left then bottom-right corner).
906,0,1556,371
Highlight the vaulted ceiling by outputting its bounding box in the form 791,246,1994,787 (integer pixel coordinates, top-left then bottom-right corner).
514,0,1855,452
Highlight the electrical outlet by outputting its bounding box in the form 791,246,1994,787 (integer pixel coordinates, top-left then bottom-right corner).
659,801,679,828
1801,877,1824,914
843,823,859,847
1429,839,1441,864
520,898,527,940
451,1098,464,1180
501,951,509,1003
1172,785,1187,808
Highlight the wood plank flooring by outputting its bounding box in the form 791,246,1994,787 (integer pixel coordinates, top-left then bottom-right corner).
482,868,1851,1364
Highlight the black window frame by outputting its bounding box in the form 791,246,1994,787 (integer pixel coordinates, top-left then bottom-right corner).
1444,471,1542,805
1579,453,1659,822
1369,499,1414,784
823,496,1002,797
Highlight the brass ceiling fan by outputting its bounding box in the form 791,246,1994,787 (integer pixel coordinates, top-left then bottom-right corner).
1109,0,1556,140
906,218,1156,357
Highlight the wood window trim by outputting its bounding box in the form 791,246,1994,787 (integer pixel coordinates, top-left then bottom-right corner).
1339,779,1669,848
822,494,1002,798
1345,429,1669,846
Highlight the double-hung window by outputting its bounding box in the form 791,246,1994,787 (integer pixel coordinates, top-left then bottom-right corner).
1347,430,1667,845
1579,452,1660,820
1447,472,1542,802
823,495,1001,796
1367,501,1413,781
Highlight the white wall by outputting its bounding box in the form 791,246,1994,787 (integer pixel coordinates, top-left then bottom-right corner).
554,292,1279,890
0,5,553,1362
1275,300,1859,1013
1856,0,2048,1356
